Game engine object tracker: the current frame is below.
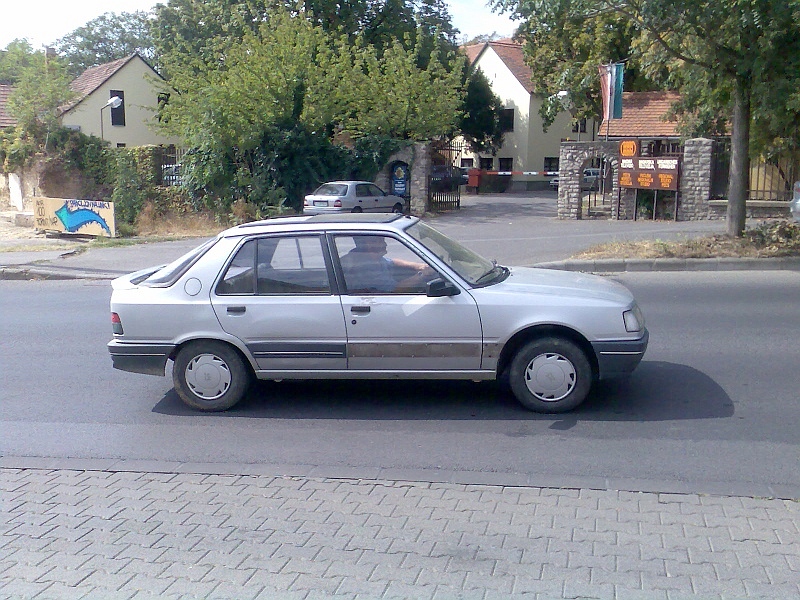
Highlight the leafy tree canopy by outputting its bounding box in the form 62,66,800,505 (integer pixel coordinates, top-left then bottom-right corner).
156,8,464,208
458,69,506,154
54,11,156,76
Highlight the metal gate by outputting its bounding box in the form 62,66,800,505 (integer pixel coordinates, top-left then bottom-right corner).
427,141,465,212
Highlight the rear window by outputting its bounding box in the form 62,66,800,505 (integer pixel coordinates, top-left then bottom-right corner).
140,237,219,287
313,184,348,196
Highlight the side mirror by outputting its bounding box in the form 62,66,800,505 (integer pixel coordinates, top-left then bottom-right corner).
426,278,460,297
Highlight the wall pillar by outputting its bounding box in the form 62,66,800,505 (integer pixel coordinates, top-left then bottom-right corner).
678,138,713,221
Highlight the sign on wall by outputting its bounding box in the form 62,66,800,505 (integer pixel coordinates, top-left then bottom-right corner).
618,140,680,191
34,198,115,237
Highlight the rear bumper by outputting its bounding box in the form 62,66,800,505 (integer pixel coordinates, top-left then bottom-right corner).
108,340,175,376
592,329,649,379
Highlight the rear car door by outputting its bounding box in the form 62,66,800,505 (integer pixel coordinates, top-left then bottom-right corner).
332,233,483,371
211,234,348,371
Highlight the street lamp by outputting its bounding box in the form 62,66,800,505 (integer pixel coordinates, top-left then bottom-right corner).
100,96,122,141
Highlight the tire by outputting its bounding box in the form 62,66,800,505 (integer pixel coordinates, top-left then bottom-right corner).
351,206,363,213
392,203,404,214
508,337,592,413
173,340,251,411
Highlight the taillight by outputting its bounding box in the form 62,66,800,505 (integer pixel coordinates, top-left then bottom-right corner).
334,199,342,207
111,312,124,335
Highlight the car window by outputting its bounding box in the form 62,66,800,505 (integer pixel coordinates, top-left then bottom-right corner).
334,234,436,295
355,184,371,197
217,236,331,295
140,236,219,287
404,221,495,285
216,239,256,295
367,184,384,196
314,184,348,196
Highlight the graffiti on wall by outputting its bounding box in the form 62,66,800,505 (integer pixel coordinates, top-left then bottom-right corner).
34,198,115,237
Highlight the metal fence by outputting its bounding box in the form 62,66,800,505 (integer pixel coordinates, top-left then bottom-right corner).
159,146,188,186
712,140,799,202
427,141,466,212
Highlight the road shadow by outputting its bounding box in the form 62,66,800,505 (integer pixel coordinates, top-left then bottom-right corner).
153,361,733,422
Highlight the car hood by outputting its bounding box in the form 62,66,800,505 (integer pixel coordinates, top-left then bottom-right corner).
483,266,634,305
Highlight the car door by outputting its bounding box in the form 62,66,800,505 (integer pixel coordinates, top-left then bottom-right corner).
211,234,348,371
332,233,483,371
355,183,383,212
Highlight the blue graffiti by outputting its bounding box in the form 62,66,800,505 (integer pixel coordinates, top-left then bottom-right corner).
55,203,111,235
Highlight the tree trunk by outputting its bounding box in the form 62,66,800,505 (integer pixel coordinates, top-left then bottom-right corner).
726,77,750,237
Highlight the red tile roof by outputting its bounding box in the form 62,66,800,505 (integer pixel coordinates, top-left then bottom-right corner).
0,84,17,128
70,55,136,98
599,91,681,138
464,39,535,94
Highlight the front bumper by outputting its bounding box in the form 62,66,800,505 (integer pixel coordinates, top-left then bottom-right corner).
592,329,649,379
108,340,175,376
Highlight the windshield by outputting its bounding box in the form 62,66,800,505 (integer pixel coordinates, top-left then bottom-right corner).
141,237,219,286
313,183,348,196
405,221,502,285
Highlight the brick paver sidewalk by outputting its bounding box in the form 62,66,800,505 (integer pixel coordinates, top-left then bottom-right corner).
2,468,799,599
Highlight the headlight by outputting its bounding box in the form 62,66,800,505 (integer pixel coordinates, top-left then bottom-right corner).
623,305,645,332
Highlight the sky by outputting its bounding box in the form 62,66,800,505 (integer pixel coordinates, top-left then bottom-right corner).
0,0,518,51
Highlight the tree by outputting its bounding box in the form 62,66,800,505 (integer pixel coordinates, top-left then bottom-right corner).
54,11,156,76
0,40,42,83
2,45,74,158
458,69,506,154
493,0,800,237
155,9,464,209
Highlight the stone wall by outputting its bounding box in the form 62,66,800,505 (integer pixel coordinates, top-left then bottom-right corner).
377,142,431,216
677,138,713,221
557,141,619,220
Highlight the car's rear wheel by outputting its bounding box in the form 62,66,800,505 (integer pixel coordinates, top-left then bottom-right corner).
173,341,250,411
351,206,363,213
508,337,592,413
392,202,404,214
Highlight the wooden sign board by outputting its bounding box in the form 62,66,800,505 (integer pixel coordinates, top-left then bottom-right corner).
34,198,115,237
619,153,680,191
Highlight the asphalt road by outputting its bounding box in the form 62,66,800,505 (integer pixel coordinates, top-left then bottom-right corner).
2,269,799,498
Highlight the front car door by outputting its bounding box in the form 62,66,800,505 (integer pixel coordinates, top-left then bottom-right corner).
332,233,483,372
211,234,348,372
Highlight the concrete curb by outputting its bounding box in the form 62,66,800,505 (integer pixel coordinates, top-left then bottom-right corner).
534,256,800,273
2,455,798,500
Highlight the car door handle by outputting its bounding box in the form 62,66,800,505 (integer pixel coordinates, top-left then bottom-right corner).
351,306,370,314
227,306,246,314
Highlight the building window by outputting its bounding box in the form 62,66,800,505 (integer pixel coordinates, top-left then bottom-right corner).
479,157,494,170
499,108,514,132
544,157,559,172
460,158,474,168
498,158,513,172
571,118,587,133
110,90,125,126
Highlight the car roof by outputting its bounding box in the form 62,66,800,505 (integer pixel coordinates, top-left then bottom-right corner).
220,213,415,238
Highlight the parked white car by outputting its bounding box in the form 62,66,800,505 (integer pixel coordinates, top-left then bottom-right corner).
303,181,405,214
549,168,602,191
108,214,648,413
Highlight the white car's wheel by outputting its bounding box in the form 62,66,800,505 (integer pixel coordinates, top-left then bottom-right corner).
508,337,592,413
173,341,250,411
392,202,404,213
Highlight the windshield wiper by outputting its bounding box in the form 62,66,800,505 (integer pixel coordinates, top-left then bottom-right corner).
475,260,508,285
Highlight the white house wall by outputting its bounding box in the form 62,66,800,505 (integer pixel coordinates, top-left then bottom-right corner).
467,46,595,190
61,59,180,148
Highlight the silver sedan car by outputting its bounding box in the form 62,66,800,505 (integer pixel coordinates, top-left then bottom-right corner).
108,214,648,413
303,181,405,214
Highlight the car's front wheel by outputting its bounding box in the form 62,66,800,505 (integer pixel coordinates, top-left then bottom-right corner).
173,341,251,411
508,337,592,413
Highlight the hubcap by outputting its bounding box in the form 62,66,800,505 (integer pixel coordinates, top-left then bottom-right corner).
524,352,576,402
184,353,232,400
